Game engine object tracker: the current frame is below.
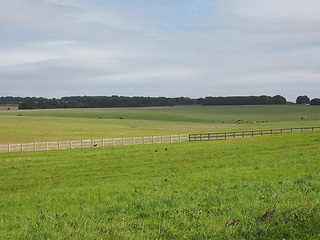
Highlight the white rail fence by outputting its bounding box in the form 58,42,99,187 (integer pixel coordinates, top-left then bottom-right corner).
0,134,189,153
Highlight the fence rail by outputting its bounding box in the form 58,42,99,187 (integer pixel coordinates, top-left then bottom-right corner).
189,127,320,141
0,134,189,153
1,127,319,153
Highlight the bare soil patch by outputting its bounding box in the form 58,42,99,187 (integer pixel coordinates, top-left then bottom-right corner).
0,104,19,111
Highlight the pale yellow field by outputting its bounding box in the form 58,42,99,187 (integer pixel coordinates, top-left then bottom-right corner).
0,105,319,144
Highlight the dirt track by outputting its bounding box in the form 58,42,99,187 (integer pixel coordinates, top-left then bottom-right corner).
0,104,19,111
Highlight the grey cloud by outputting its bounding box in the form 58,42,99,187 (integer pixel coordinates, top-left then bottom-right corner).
0,0,320,101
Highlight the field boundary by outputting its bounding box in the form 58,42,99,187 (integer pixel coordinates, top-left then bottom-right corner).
0,134,189,153
189,127,320,141
1,127,319,153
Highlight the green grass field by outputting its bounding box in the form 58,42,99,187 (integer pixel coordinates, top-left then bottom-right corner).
1,105,320,239
1,105,320,144
1,131,320,239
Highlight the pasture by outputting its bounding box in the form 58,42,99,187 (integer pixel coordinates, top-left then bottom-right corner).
0,104,320,144
1,104,320,239
1,131,320,239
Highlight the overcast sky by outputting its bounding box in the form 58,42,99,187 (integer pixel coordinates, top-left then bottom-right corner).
1,0,320,101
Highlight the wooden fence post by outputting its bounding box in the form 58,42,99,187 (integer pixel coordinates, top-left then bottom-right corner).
70,141,72,149
8,144,10,153
34,143,36,151
179,135,181,142
113,139,115,146
102,139,104,147
21,143,23,152
58,142,60,150
46,142,48,151
122,138,125,145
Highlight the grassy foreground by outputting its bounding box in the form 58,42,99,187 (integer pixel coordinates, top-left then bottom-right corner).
1,105,320,144
1,131,320,239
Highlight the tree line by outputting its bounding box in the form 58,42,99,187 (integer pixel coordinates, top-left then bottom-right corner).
15,95,287,109
17,96,196,109
1,95,319,109
0,96,25,104
201,95,286,105
296,95,320,105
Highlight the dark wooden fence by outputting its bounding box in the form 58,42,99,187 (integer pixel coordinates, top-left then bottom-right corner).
189,127,320,141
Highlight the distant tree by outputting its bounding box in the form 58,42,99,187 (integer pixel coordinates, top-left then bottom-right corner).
310,98,320,105
19,97,37,109
272,95,287,104
296,95,310,104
